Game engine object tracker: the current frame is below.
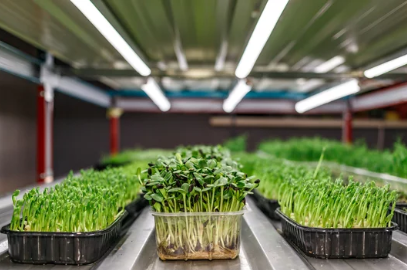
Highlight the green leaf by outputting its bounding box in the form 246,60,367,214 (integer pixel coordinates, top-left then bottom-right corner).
207,159,216,169
151,175,164,182
168,188,184,193
153,202,162,212
237,181,246,188
181,183,190,193
151,193,163,202
217,177,228,186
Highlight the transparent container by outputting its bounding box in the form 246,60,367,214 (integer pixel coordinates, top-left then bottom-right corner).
152,210,244,260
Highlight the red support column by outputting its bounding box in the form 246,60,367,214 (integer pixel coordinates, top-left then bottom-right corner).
37,86,46,183
37,85,54,183
108,108,123,156
342,100,353,145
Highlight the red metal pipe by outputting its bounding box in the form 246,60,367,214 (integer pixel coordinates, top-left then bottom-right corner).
110,116,120,155
37,85,46,183
342,101,353,145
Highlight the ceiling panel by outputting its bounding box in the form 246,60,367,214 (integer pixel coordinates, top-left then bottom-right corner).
0,0,124,68
0,0,406,95
258,0,407,70
103,0,177,63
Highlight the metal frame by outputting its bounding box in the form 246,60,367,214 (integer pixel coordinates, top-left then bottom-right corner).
61,67,407,80
352,82,407,112
0,41,111,108
116,97,345,114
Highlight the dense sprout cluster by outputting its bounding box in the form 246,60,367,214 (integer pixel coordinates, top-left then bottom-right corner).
141,145,259,213
235,150,397,229
253,159,331,200
10,166,141,232
259,137,407,178
223,135,247,153
101,149,172,167
279,178,397,228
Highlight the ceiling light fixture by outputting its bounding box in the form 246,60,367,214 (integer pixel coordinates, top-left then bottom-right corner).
235,0,289,79
141,78,171,112
295,79,360,113
70,0,151,76
314,56,345,73
223,80,252,113
364,54,407,78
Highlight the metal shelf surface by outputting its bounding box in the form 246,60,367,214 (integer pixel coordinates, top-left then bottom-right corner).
1,197,407,269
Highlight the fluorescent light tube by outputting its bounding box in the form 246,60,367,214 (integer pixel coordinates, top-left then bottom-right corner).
364,54,407,78
223,80,252,113
314,56,345,73
235,0,289,79
297,56,345,93
70,0,151,76
141,78,171,112
295,79,360,113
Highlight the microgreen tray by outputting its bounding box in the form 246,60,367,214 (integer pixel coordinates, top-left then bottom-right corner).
251,189,280,220
392,203,407,234
276,208,397,259
1,212,127,265
93,161,130,171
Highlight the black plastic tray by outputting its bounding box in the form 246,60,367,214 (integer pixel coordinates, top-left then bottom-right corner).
0,212,127,265
392,203,407,234
93,161,130,171
251,189,280,220
276,208,397,259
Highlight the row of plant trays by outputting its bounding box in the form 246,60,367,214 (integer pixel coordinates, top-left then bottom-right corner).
93,161,130,171
5,190,405,264
0,197,147,265
252,189,407,259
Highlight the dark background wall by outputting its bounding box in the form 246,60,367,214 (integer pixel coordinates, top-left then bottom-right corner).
120,113,406,151
53,92,109,177
0,71,37,194
0,71,110,195
0,70,406,195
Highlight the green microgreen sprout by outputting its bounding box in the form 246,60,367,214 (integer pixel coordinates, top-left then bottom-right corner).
259,137,407,178
10,165,143,232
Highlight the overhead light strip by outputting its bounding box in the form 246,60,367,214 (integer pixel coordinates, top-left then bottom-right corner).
223,80,252,113
70,0,151,76
297,55,345,93
295,79,360,113
314,56,345,73
141,78,171,112
235,0,289,79
364,54,407,78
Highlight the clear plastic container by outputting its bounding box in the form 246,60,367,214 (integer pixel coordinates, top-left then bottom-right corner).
152,210,244,260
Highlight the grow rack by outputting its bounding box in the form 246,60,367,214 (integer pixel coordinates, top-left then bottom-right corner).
1,1,407,269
